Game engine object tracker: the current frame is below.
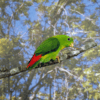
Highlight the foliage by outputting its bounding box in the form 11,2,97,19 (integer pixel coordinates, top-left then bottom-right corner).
0,0,100,99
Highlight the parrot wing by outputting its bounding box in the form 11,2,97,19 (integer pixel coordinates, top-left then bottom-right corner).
35,37,60,56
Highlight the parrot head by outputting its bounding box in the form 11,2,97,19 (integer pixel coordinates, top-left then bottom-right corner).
66,36,74,48
54,35,74,48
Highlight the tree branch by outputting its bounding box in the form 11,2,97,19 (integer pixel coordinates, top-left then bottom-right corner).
58,67,83,82
0,39,97,79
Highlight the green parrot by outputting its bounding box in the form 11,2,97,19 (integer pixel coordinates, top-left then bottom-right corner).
27,35,74,69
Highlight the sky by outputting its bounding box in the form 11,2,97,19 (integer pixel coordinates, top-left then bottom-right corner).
2,0,100,99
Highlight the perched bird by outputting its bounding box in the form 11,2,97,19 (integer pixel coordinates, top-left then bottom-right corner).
27,35,74,69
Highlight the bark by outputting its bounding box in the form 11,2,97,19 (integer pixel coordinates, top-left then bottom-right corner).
0,39,97,79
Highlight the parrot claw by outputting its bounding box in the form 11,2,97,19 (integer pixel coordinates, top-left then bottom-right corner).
73,47,80,50
56,56,60,63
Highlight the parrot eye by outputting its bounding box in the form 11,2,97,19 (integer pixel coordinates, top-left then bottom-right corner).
68,38,70,41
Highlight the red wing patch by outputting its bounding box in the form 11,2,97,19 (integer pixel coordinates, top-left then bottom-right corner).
27,54,42,69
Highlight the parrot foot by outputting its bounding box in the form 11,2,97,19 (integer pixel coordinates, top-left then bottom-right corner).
73,47,80,50
56,56,60,63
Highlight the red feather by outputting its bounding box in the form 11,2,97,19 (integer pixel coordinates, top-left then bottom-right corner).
27,54,42,69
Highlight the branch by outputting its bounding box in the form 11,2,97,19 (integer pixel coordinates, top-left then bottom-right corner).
70,9,95,25
70,9,93,21
0,39,97,79
51,0,71,26
58,67,84,82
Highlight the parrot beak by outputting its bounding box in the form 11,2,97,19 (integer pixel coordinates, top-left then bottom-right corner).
70,43,74,47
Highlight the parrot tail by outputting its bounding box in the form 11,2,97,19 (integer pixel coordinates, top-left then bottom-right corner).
27,54,42,69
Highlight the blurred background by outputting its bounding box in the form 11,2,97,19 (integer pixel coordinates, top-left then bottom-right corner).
0,0,100,99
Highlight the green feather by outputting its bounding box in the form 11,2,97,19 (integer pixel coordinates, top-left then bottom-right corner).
27,35,74,69
35,38,60,56
35,35,73,63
